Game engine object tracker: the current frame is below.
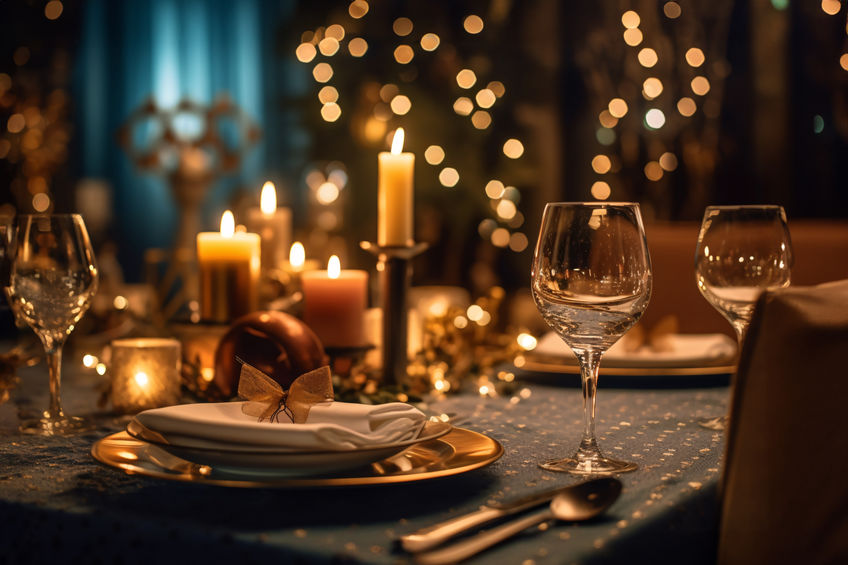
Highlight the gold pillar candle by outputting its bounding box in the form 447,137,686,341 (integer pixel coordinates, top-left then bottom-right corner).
110,338,181,414
378,128,415,246
246,181,293,271
302,255,369,347
197,210,261,322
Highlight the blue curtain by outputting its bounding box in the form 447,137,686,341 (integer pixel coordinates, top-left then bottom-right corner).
75,0,304,281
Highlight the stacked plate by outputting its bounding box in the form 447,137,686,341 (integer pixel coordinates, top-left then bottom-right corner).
125,401,452,477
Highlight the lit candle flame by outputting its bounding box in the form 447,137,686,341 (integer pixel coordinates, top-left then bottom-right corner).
220,210,235,238
328,255,341,279
260,181,276,216
391,127,405,154
289,241,305,268
134,371,149,388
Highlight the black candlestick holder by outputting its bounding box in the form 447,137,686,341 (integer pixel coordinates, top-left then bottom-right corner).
360,241,428,387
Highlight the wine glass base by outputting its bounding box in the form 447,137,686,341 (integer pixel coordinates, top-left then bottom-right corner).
539,456,637,475
19,414,95,436
698,416,727,431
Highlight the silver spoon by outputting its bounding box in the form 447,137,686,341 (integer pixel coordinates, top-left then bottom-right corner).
414,477,622,565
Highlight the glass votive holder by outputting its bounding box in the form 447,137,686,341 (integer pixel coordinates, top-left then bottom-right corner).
110,338,181,414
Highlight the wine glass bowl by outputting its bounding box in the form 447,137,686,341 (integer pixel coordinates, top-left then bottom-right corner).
531,203,652,474
5,214,99,435
695,206,793,340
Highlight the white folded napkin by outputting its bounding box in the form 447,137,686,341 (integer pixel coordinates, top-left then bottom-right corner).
534,331,736,367
133,401,428,452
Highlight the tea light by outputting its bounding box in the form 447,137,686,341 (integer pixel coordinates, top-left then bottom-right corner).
110,338,181,414
197,210,261,322
302,255,368,347
378,128,414,246
246,181,292,271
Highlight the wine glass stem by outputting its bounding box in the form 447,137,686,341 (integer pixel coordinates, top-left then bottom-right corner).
576,349,602,455
46,346,64,419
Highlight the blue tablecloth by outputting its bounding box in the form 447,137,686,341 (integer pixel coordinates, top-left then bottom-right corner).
0,360,727,564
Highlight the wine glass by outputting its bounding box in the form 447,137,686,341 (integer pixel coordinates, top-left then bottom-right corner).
694,205,792,429
531,202,652,474
5,214,99,435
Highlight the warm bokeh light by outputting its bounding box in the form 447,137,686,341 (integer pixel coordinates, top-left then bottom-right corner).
599,109,618,127
623,28,643,46
677,96,697,116
424,145,445,165
821,0,841,16
420,33,440,51
313,62,333,82
45,0,63,20
659,152,679,171
464,14,484,34
326,24,345,41
318,37,340,56
394,45,414,64
841,53,848,71
260,181,276,214
439,167,460,187
488,81,506,97
645,108,666,129
476,89,496,108
390,94,411,115
7,113,25,133
471,110,492,129
453,97,474,116
509,232,529,252
316,181,340,204
644,161,663,181
393,17,413,36
638,48,658,67
380,83,399,102
318,86,340,105
32,193,50,212
348,37,368,57
496,199,517,220
608,98,628,118
691,76,711,95
643,77,663,99
502,138,524,159
485,180,505,199
591,181,611,200
321,102,341,121
591,154,612,174
596,128,616,145
664,1,682,18
456,69,477,89
491,228,510,248
296,42,317,63
348,0,369,19
621,10,640,29
685,47,706,67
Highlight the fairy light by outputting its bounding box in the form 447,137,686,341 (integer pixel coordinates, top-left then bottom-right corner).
326,24,345,41
485,180,505,199
621,10,640,29
496,199,517,220
638,48,658,68
508,232,529,252
318,37,340,56
96,363,107,376
591,154,612,174
45,0,63,20
312,62,333,83
82,354,98,368
502,139,524,159
840,54,848,71
420,33,440,51
591,181,611,200
678,97,697,116
599,110,618,127
453,97,474,116
471,110,492,129
821,0,841,15
664,2,682,18
659,152,679,171
394,45,414,64
491,228,510,247
691,76,711,95
475,89,496,108
380,84,399,102
439,167,459,187
456,69,477,89
318,86,339,103
393,17,413,36
348,37,368,57
488,81,506,97
296,43,317,63
645,109,666,129
644,161,663,181
390,95,411,115
320,102,341,122
464,15,484,34
316,181,340,204
424,145,445,165
642,77,664,99
623,28,643,46
608,98,628,118
685,47,706,67
517,333,538,350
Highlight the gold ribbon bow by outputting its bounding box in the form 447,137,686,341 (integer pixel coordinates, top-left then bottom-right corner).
237,362,334,424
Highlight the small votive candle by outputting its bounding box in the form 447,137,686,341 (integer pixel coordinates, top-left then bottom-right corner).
110,338,182,414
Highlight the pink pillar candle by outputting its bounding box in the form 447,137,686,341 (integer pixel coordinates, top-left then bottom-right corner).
302,256,368,347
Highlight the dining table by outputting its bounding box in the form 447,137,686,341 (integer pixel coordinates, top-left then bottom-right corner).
0,350,728,564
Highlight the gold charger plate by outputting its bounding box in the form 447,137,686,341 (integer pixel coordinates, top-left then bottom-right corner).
91,428,503,488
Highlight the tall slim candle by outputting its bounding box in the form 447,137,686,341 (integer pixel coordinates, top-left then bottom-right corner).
378,128,414,246
197,210,261,322
246,181,292,271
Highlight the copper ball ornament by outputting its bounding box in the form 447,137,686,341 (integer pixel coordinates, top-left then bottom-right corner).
213,311,327,397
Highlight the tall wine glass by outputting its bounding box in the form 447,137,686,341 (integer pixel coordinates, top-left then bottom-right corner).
531,203,652,474
5,214,99,434
694,205,792,429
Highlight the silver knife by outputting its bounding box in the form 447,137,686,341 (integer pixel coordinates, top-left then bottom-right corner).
399,483,585,553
